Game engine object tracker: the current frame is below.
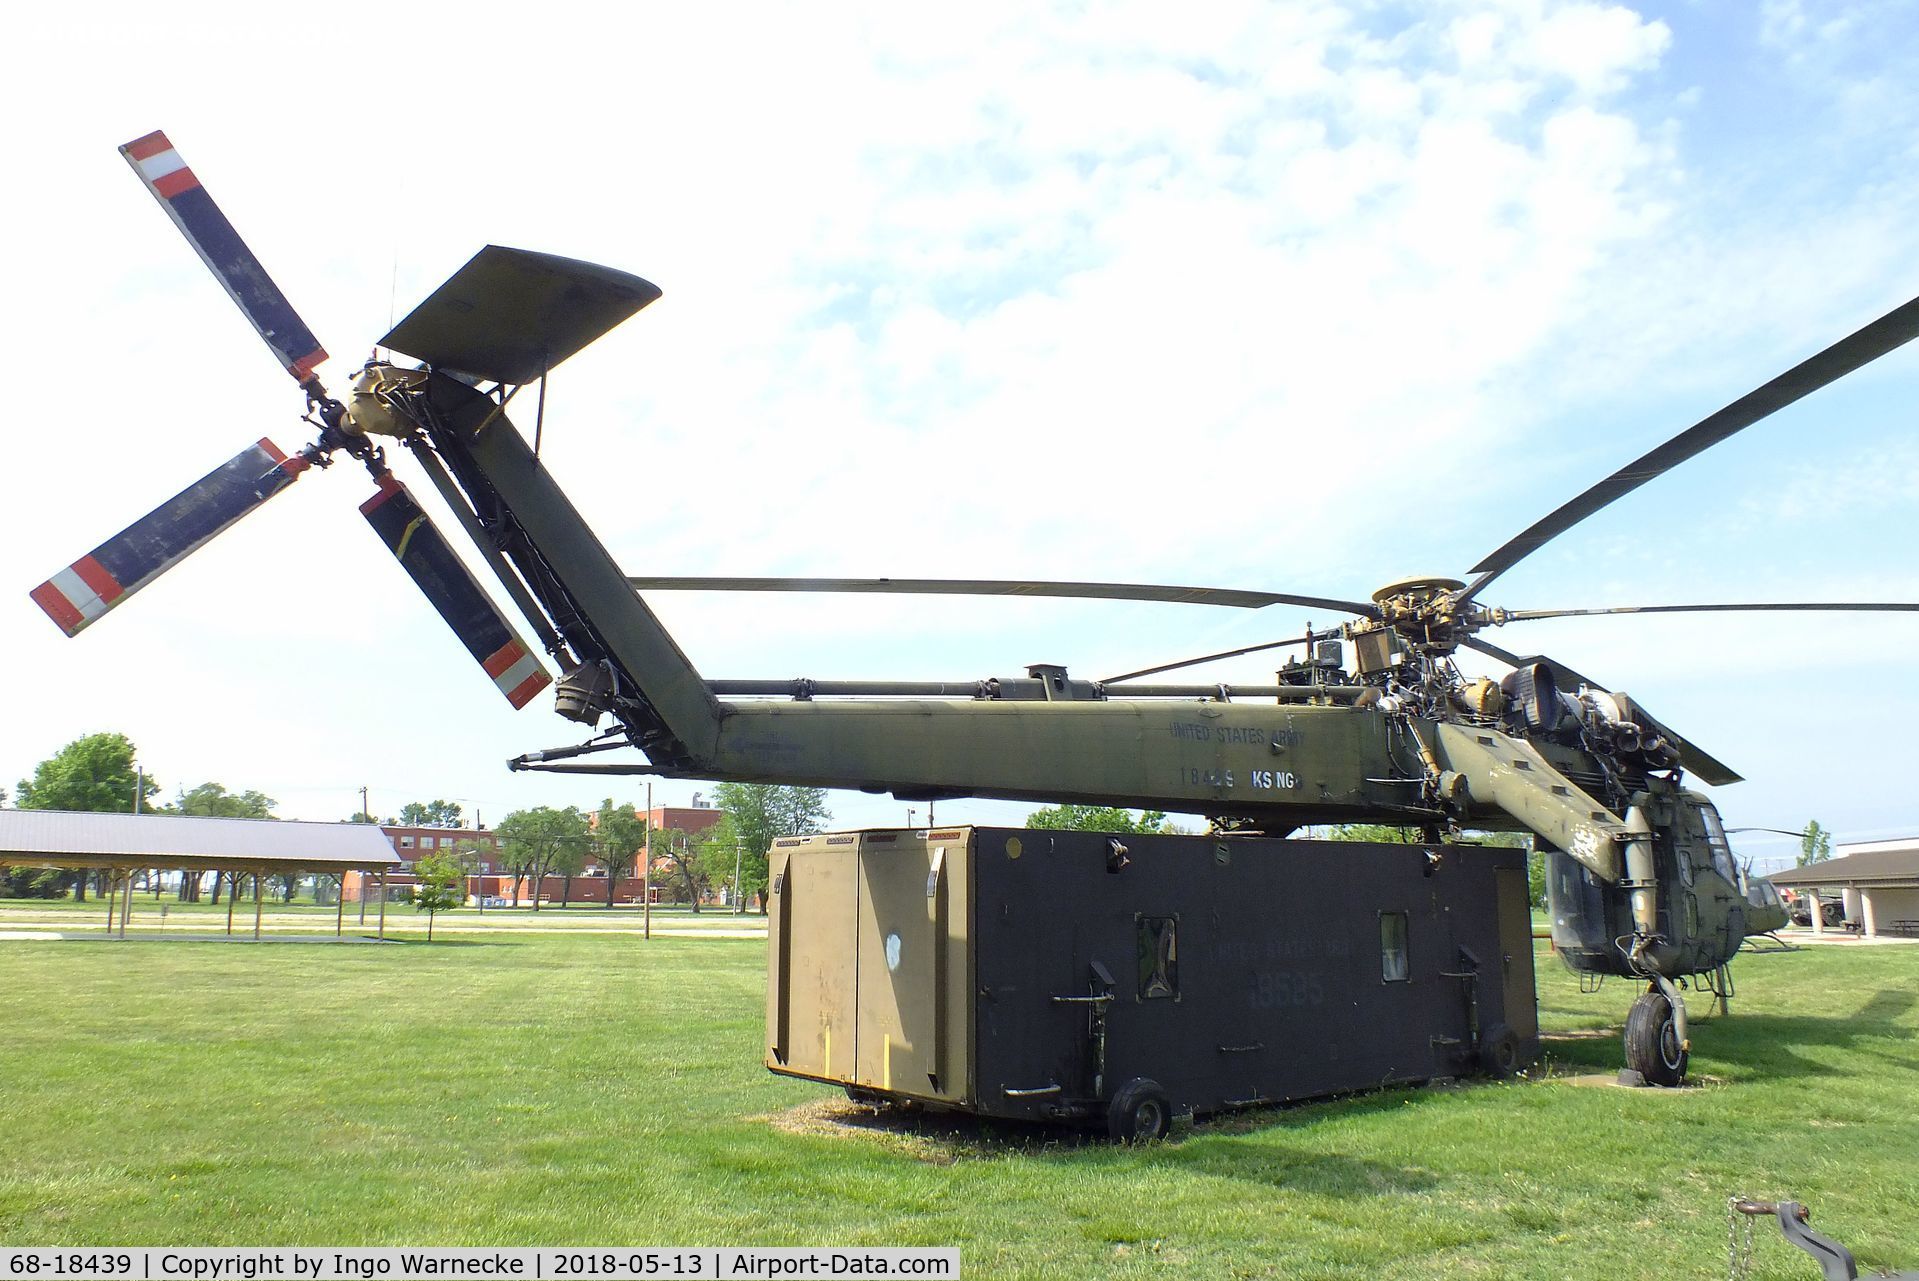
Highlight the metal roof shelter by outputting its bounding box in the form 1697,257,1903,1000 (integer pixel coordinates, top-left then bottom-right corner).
1767,838,1919,938
0,810,403,940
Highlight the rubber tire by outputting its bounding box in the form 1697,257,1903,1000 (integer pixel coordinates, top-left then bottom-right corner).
1106,1077,1171,1143
1478,1023,1521,1078
1624,991,1688,1087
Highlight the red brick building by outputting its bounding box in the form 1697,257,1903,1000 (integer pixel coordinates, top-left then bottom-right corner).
344,801,727,905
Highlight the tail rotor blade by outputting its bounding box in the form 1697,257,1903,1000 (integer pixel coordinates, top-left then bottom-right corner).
360,476,553,709
120,131,328,385
31,439,309,636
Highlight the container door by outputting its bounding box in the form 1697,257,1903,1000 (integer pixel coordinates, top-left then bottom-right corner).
766,841,859,1082
855,836,963,1100
1493,866,1539,1042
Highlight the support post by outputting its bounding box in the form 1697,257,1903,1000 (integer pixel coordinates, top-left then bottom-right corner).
119,870,133,938
1810,891,1825,936
225,872,236,936
1861,889,1879,939
253,869,264,941
105,871,118,936
336,874,347,938
377,868,388,940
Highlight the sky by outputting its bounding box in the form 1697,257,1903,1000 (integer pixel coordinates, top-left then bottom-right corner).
3,1,1916,871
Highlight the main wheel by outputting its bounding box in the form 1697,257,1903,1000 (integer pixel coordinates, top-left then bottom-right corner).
1106,1077,1171,1142
1478,1023,1521,1078
1624,991,1688,1087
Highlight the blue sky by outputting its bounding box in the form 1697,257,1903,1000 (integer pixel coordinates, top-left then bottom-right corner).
2,1,1914,868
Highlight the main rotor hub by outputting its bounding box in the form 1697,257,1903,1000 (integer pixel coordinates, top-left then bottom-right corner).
1370,575,1465,606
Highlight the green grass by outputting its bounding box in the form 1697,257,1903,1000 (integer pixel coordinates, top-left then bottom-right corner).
0,897,762,931
0,933,1914,1279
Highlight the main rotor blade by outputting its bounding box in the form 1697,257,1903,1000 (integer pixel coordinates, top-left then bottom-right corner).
1459,636,1741,785
626,575,1382,617
1460,291,1919,602
1502,601,1919,622
31,439,309,636
120,131,328,384
361,476,552,709
1100,632,1320,685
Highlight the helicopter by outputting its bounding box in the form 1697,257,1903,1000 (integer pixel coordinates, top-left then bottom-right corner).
32,130,1919,1087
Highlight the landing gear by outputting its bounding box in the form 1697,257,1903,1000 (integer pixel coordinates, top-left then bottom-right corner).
1624,989,1688,1086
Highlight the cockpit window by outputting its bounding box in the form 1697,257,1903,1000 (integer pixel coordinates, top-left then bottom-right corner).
1698,803,1738,883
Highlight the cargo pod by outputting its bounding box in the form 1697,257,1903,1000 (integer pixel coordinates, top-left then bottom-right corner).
767,827,1536,1139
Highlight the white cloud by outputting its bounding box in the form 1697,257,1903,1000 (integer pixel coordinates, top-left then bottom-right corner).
2,1,1914,838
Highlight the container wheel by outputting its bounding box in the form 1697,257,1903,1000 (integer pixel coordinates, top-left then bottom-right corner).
1106,1077,1171,1142
1478,1023,1521,1078
1624,990,1688,1087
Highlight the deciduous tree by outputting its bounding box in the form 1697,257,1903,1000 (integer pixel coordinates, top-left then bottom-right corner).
412,852,465,942
17,732,160,900
592,799,647,908
399,800,464,828
651,827,707,909
1800,820,1833,865
1024,804,1170,833
495,806,587,911
175,782,276,819
712,783,829,913
17,732,159,814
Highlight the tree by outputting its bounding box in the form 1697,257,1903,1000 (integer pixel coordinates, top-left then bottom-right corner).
344,812,380,824
412,851,465,942
1024,804,1170,833
17,732,161,900
399,799,464,828
175,782,277,819
550,835,587,909
592,799,648,908
1799,820,1833,865
494,806,588,911
712,783,831,913
690,814,747,910
18,732,159,814
1320,824,1423,843
171,782,276,903
651,827,708,908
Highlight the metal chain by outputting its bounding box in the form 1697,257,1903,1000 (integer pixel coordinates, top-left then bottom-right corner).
1726,1196,1756,1281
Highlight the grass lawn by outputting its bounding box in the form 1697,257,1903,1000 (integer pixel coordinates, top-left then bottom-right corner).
0,929,1913,1279
0,898,764,935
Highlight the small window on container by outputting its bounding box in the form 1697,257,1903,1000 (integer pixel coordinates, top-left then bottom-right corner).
1136,915,1179,1000
1380,911,1410,982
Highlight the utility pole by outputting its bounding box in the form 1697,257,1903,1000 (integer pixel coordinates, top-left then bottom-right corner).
642,781,652,941
358,786,372,925
133,762,143,814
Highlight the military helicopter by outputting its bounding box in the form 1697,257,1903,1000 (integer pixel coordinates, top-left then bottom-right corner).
33,131,1919,1086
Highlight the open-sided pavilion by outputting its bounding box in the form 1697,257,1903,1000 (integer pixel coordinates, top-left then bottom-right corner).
0,809,403,940
1768,837,1919,938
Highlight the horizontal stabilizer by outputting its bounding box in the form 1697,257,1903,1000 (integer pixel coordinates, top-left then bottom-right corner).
360,475,552,709
32,439,308,636
380,246,661,384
